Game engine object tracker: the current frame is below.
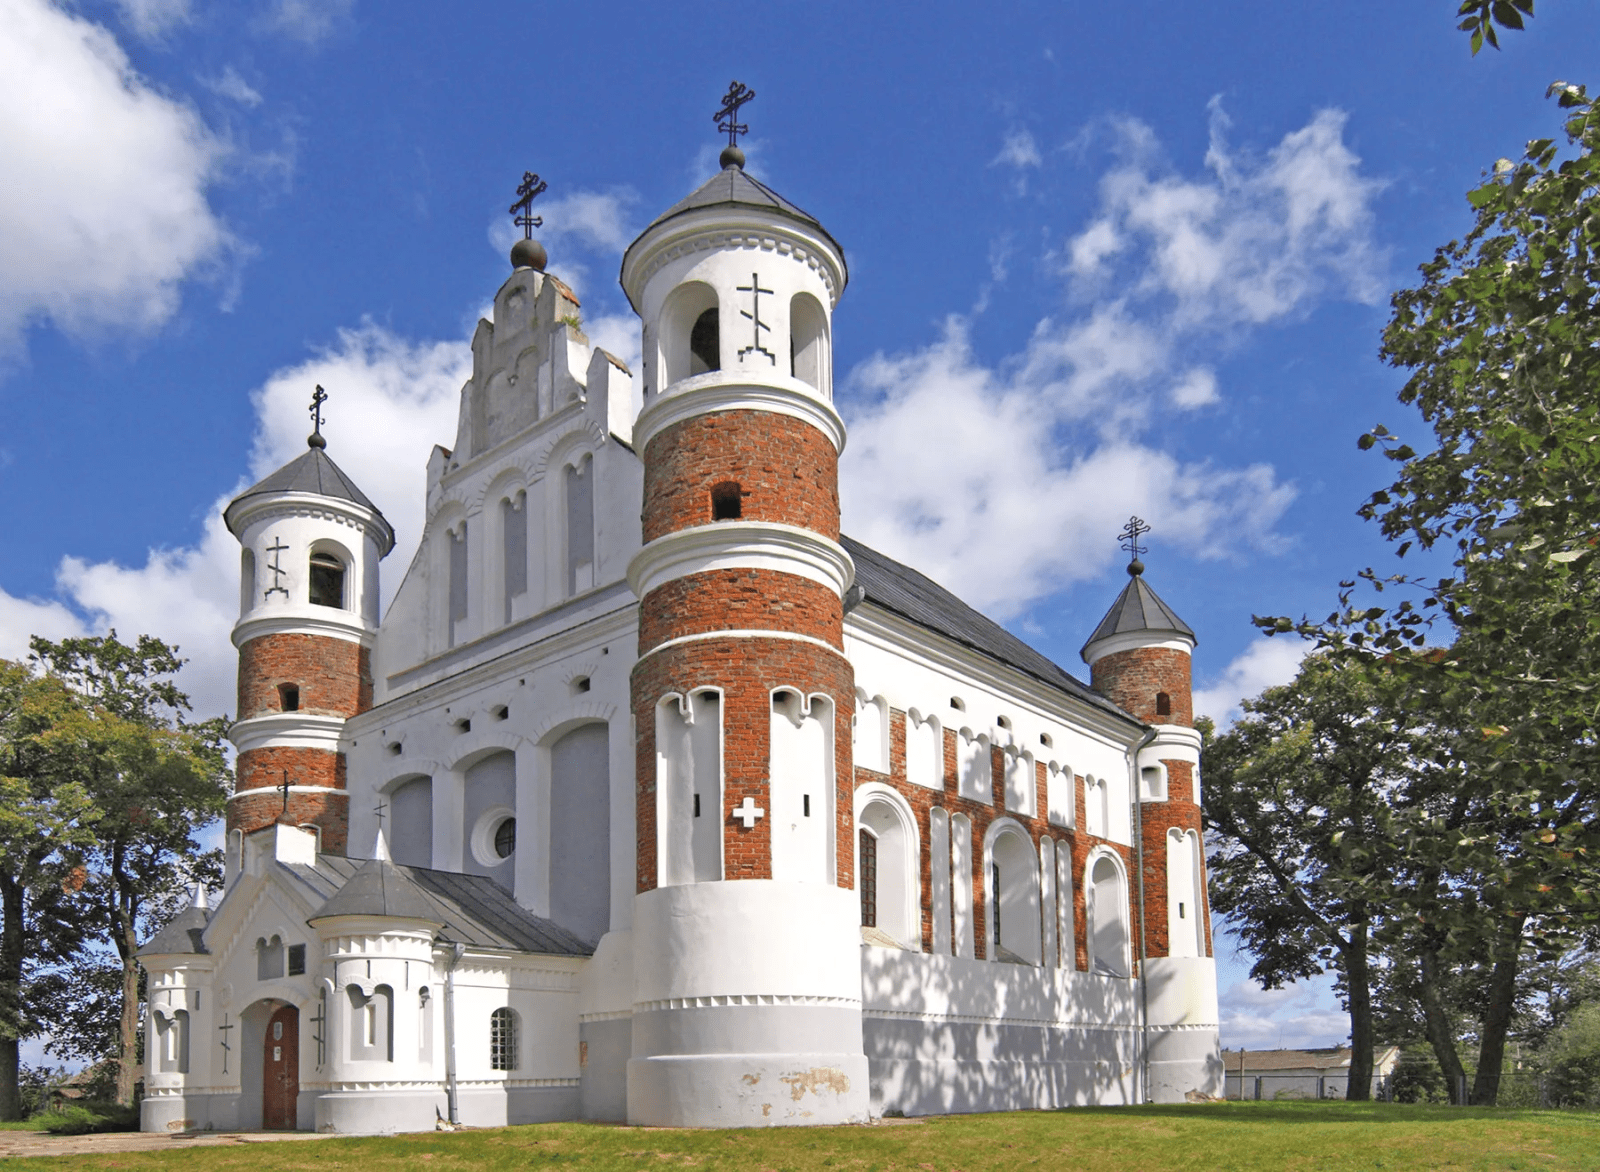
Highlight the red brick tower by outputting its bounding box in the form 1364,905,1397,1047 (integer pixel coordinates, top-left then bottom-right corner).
1080,543,1209,965
619,142,869,1126
223,419,394,871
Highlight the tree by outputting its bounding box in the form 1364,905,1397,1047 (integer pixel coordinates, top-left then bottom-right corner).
1201,654,1454,1100
28,634,229,1107
1456,1,1535,56
0,662,93,1120
1260,82,1600,1104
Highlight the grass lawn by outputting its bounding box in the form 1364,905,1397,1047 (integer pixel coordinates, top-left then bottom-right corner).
9,1101,1600,1171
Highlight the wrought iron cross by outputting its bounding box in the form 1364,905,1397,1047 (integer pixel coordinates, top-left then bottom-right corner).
510,171,547,240
218,1014,233,1073
1119,516,1151,564
374,799,388,831
309,384,327,440
264,538,290,599
311,991,327,1067
280,769,291,816
736,272,775,365
715,80,755,147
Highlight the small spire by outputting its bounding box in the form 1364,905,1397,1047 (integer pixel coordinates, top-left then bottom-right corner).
509,170,549,271
715,79,755,170
373,798,390,861
307,385,328,450
192,882,209,912
1119,515,1151,577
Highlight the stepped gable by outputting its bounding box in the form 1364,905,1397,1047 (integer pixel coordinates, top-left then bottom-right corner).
842,535,1135,724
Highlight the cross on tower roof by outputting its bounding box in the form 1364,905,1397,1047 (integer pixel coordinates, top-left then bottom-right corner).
715,80,755,149
1119,515,1151,576
308,385,328,449
510,171,547,241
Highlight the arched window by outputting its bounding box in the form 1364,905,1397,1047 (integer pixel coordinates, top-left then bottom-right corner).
308,553,346,608
957,729,991,803
1089,854,1130,977
502,492,527,625
852,692,889,775
857,790,919,949
1047,764,1075,828
989,827,1041,964
490,1006,518,1071
690,308,720,374
905,712,943,790
389,776,433,868
1004,750,1035,817
790,293,829,393
348,984,394,1061
1155,691,1172,717
565,454,594,596
256,935,285,980
770,691,833,884
858,829,877,928
657,691,722,886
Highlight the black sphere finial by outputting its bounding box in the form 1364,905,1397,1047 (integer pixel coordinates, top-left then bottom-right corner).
1127,558,1145,577
720,144,746,170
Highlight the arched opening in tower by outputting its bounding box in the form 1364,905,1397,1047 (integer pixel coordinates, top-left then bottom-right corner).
689,308,720,374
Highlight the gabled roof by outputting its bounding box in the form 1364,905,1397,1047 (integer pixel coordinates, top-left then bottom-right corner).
287,857,594,956
138,902,211,956
842,536,1135,726
1221,1046,1403,1073
1081,571,1195,657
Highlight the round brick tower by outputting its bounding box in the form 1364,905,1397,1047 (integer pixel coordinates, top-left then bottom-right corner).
620,151,869,1126
1081,555,1220,1099
223,426,394,872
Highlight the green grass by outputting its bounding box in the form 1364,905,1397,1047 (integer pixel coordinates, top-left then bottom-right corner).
10,1101,1600,1170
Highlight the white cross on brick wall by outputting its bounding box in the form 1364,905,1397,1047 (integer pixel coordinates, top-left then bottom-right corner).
731,796,764,829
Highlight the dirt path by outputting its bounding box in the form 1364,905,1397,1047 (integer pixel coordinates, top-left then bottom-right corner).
0,1129,333,1159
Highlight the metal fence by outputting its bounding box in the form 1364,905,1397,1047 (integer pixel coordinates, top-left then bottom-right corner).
1224,1069,1598,1108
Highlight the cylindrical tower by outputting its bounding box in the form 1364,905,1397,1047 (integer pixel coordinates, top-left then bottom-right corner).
224,428,394,870
620,151,869,1126
1081,554,1221,1100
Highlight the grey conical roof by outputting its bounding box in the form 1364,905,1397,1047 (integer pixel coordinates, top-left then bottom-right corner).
307,855,444,925
139,903,211,956
1081,571,1196,660
648,165,826,233
224,446,393,549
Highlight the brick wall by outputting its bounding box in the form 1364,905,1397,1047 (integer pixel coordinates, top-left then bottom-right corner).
632,636,854,891
228,785,349,856
638,569,844,653
237,634,372,719
641,410,840,543
1135,758,1213,958
1090,646,1193,727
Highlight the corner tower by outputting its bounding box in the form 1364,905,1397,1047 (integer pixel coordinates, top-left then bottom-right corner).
620,121,869,1125
224,414,394,870
1081,533,1221,1100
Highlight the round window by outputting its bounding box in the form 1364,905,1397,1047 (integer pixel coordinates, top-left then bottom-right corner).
493,817,516,859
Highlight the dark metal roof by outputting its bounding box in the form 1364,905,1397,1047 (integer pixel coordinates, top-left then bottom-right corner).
224,447,393,548
648,166,824,234
842,536,1135,725
138,903,210,956
1080,572,1196,658
307,855,442,924
287,857,594,957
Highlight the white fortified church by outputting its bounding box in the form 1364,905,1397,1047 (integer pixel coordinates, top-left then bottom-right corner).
139,89,1223,1133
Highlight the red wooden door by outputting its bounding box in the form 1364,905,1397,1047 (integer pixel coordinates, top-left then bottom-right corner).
262,1005,299,1130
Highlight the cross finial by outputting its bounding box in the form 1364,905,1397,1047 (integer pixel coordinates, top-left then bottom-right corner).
714,80,755,166
510,171,548,241
1119,516,1151,576
308,385,328,450
280,769,291,816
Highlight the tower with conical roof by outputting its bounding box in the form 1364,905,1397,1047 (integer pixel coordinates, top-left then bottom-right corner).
620,84,868,1127
224,404,395,870
1081,524,1216,1101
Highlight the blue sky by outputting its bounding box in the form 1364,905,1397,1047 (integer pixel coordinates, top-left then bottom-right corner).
1,0,1596,1057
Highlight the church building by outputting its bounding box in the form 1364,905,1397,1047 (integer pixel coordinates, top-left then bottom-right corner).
138,96,1223,1134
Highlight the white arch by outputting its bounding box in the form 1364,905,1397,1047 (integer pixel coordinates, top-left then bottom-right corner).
854,782,921,950
983,817,1041,964
1085,847,1132,978
852,690,889,775
904,708,944,791
1166,827,1205,958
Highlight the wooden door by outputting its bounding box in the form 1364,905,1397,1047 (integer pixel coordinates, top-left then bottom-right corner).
262,1005,299,1130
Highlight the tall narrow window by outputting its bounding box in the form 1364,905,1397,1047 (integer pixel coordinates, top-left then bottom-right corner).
566,456,594,596
308,554,346,608
859,829,878,927
448,524,468,646
689,308,720,374
278,683,300,713
502,494,527,624
490,1007,518,1071
790,293,828,392
991,861,1002,946
710,481,742,521
1155,691,1172,717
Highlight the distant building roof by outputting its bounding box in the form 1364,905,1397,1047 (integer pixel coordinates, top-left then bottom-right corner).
843,536,1137,727
224,447,394,551
1221,1046,1402,1073
288,856,594,956
1081,570,1195,659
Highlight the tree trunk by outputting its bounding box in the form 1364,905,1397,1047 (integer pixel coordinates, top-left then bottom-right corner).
0,874,23,1121
1471,912,1527,1107
109,851,141,1109
1418,945,1469,1104
1344,913,1374,1101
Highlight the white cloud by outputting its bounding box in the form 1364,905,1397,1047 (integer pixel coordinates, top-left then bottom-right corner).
1220,977,1349,1050
840,319,1295,617
202,65,263,108
0,0,230,352
111,0,190,39
1193,635,1307,727
839,103,1382,619
993,128,1041,170
262,0,354,44
536,189,639,254
0,323,468,719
